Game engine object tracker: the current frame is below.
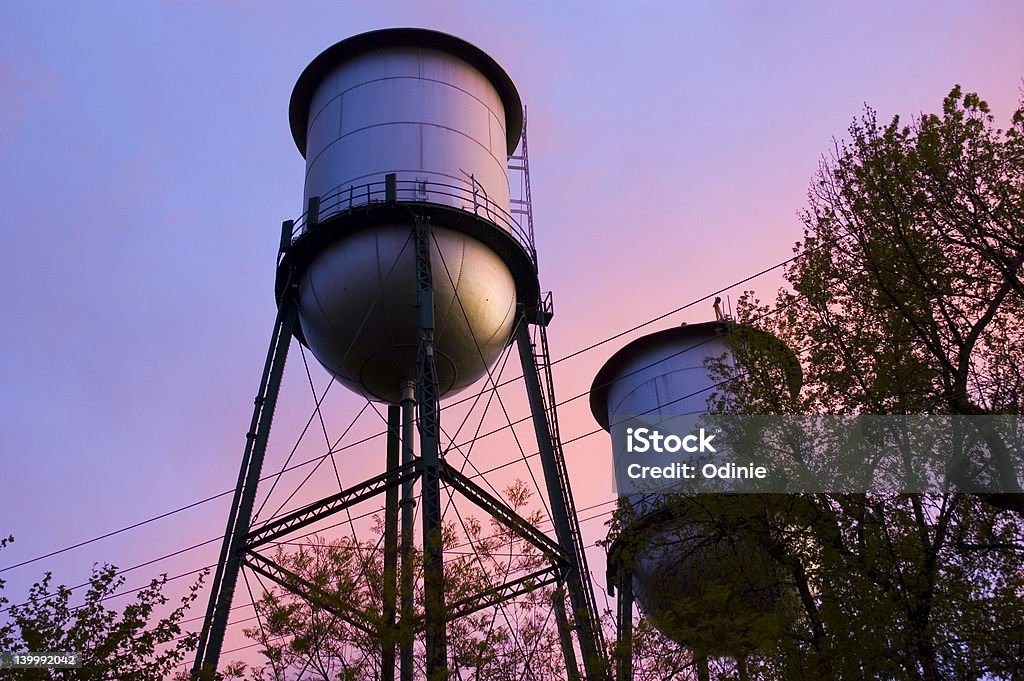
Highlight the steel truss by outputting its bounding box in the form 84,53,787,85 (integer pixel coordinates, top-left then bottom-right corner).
193,117,609,680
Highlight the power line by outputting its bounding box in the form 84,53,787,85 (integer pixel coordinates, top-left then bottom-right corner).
1,241,811,586
161,497,622,642
0,304,785,615
2,306,791,624
0,489,234,574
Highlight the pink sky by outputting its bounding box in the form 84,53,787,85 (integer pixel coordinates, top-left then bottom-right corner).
2,0,1022,670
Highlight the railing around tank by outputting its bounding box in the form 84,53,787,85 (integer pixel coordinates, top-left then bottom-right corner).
282,177,536,266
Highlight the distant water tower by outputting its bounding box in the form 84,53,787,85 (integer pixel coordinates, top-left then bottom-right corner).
591,321,800,679
194,28,607,680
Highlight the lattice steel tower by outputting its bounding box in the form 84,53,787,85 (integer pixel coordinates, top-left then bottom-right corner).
192,28,608,680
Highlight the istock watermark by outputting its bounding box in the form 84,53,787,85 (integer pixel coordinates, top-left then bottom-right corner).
625,427,718,453
609,414,1024,495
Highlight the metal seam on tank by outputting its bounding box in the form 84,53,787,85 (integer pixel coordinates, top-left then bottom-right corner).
304,67,341,138
342,89,350,139
489,109,507,156
304,121,508,184
606,340,720,410
338,75,505,134
433,349,457,395
319,167,481,187
374,229,397,349
305,76,508,159
449,236,466,338
610,373,707,424
375,227,417,365
654,377,667,421
384,230,403,349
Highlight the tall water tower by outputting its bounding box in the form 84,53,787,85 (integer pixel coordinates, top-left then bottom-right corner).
193,28,608,680
591,321,800,680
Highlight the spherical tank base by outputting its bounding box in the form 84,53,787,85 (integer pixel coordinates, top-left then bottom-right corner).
276,204,540,405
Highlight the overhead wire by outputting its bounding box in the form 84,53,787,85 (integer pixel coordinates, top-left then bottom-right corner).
430,234,556,525
0,232,829,621
0,326,771,619
94,159,930,676
0,317,779,618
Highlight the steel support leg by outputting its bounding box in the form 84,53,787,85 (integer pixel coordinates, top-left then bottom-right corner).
515,320,604,679
192,291,298,678
553,585,582,681
414,217,447,679
382,405,401,681
400,382,416,681
616,569,634,681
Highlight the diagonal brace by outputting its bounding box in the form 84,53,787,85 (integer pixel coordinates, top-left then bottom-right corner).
245,459,420,549
440,461,570,563
244,550,378,637
446,565,561,623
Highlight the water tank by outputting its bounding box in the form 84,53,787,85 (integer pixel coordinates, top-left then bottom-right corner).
591,321,800,657
279,28,538,404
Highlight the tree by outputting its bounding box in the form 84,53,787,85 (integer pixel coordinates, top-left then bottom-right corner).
0,535,207,680
761,84,1024,500
707,86,1024,679
599,85,1024,680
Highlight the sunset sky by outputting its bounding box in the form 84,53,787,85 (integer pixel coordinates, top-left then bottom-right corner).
2,0,1022,669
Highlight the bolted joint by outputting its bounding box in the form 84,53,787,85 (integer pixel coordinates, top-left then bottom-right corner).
400,380,416,405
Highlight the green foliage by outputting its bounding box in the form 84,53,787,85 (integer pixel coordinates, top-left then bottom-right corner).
713,86,1024,679
605,85,1024,679
776,85,1024,418
0,540,205,681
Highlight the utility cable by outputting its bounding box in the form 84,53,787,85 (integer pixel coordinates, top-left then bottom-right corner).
29,308,778,614
0,240,816,583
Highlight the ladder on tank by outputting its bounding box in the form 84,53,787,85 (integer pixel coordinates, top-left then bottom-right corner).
509,107,536,248
534,296,608,668
510,110,609,677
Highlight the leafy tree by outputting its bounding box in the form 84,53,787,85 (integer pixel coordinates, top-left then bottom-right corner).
709,86,1024,679
0,535,207,680
759,84,1024,507
604,85,1024,680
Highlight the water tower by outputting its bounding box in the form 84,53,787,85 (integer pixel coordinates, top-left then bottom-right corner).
192,28,608,680
591,321,800,680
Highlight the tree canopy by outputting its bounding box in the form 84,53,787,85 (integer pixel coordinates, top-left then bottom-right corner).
704,86,1024,679
0,536,205,681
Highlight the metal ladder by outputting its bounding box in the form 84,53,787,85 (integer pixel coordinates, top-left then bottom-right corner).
534,307,608,660
509,107,536,249
512,108,609,673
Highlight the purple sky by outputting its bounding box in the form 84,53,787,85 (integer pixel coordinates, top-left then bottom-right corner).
2,0,1022,669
